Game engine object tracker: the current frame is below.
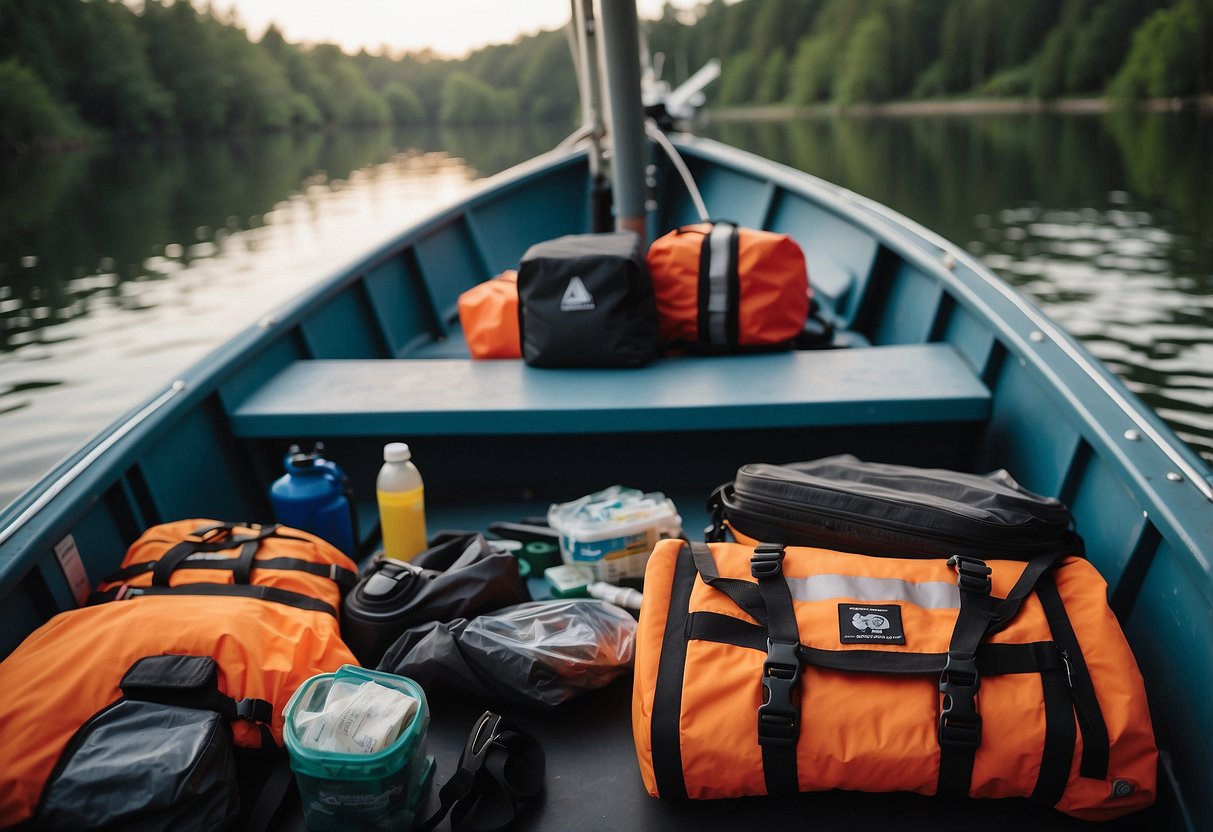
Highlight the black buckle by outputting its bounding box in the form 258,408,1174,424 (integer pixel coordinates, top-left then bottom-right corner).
938,653,982,749
947,555,992,594
236,697,274,725
750,544,786,579
758,638,801,748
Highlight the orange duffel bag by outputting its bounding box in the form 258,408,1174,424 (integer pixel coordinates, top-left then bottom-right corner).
632,539,1157,821
0,520,359,827
458,269,521,359
646,221,809,352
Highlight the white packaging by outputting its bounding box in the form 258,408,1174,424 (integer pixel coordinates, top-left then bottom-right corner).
547,485,682,582
293,679,419,755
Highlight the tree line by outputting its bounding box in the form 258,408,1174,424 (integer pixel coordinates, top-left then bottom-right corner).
2,0,1211,153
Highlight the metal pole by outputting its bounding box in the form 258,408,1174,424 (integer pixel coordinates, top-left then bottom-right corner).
596,0,647,239
572,0,613,232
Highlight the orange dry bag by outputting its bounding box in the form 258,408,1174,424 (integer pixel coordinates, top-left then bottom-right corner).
0,520,359,827
632,540,1157,821
458,270,521,359
646,222,809,352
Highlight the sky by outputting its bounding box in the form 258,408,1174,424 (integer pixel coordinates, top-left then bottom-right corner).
208,1,701,59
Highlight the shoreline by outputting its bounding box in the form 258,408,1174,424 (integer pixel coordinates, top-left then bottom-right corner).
704,95,1213,122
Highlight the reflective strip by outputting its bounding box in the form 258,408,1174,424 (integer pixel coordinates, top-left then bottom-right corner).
706,223,734,346
785,574,960,609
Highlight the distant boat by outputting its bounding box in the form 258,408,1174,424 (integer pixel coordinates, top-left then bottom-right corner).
0,3,1209,830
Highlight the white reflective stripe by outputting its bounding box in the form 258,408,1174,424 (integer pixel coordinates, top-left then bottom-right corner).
706,223,734,345
785,574,960,609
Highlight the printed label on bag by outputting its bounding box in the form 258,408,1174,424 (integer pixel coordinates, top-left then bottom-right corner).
560,276,595,311
54,535,91,607
838,603,905,644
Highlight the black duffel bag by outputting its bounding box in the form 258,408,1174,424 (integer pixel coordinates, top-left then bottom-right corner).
517,231,659,368
342,532,528,667
706,454,1084,560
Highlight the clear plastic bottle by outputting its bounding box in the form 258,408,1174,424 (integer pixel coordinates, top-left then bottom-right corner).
377,442,427,561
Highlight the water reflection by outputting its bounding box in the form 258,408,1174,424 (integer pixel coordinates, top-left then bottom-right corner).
0,124,563,507
702,113,1213,464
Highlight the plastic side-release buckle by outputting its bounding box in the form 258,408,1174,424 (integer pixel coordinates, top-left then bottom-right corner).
947,555,992,594
938,653,982,749
758,638,802,748
750,544,786,579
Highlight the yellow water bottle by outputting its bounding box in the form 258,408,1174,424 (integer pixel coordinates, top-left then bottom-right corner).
377,442,427,560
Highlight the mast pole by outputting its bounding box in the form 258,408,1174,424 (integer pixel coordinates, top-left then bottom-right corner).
571,0,612,233
595,0,647,240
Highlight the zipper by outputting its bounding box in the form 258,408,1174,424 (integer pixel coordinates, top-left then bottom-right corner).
724,489,1076,558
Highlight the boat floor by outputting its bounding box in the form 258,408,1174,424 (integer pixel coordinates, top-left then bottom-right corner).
259,679,1168,831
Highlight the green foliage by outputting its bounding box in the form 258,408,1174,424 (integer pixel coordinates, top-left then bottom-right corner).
384,83,426,124
440,71,509,125
836,14,894,104
719,49,762,106
788,35,839,105
1109,0,1211,99
0,58,86,149
758,48,789,105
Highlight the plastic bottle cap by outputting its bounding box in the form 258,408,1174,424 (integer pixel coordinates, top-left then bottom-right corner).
384,442,411,463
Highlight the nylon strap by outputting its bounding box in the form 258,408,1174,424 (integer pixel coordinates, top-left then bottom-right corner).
696,221,740,349
102,582,337,617
1031,652,1077,806
689,541,766,623
936,556,995,798
100,555,357,591
650,543,698,799
1036,573,1110,779
750,544,801,797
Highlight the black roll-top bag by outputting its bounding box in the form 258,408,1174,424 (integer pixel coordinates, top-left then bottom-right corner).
517,231,659,367
707,454,1084,560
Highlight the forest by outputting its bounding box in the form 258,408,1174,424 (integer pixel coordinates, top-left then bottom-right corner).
1,0,1211,152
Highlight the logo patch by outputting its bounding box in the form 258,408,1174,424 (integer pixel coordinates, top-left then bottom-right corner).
560,276,595,311
838,603,906,644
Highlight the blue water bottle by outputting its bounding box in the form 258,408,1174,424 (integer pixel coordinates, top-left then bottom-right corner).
270,443,357,556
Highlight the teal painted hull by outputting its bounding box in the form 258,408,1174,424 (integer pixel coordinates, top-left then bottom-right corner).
0,136,1209,829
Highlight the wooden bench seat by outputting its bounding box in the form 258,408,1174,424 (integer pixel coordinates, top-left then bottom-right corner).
227,344,989,438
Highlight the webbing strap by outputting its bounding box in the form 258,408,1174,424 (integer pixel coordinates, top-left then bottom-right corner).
990,551,1069,634
936,556,995,798
1031,652,1077,806
696,221,740,349
1036,573,1110,779
101,555,357,591
650,543,698,799
751,544,801,797
102,582,337,617
689,541,766,623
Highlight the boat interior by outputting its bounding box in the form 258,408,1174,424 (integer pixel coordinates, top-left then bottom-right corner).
1,135,1209,830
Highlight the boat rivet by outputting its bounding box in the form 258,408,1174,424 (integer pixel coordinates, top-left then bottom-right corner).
171,380,187,392
941,252,957,271
258,315,277,329
1124,430,1141,441
1166,472,1183,482
1029,330,1044,343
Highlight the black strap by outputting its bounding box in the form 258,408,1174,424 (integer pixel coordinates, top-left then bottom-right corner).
1031,653,1077,807
651,543,698,799
243,757,295,832
413,711,544,832
689,541,766,623
695,221,741,350
750,544,801,797
231,540,258,585
150,540,204,586
1036,573,1110,779
936,555,995,798
686,611,1065,676
100,555,357,591
990,551,1068,633
99,582,338,617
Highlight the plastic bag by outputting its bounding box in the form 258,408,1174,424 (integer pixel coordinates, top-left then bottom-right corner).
378,600,637,707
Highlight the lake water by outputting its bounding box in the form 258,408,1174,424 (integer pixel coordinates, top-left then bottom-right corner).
1,114,1210,510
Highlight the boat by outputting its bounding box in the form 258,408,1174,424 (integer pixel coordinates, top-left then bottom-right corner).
1,2,1210,830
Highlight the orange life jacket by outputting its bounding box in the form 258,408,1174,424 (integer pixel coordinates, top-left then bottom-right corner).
632,539,1157,821
646,222,809,351
0,520,359,827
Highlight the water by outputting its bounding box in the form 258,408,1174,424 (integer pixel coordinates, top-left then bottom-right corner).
1,114,1210,510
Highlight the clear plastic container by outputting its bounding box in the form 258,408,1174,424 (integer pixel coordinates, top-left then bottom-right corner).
547,486,681,582
377,443,427,561
284,666,434,832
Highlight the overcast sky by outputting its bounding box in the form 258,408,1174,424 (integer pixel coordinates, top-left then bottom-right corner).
208,1,701,58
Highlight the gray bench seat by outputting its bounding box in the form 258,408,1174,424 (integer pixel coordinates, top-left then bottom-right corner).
227,344,989,438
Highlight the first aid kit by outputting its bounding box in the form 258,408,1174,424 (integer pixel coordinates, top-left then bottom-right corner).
547,485,682,582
